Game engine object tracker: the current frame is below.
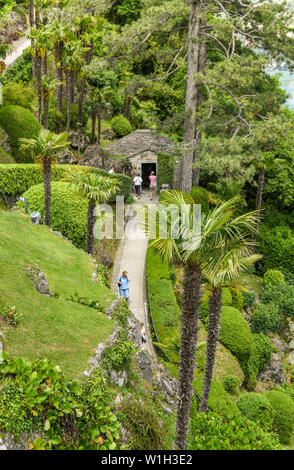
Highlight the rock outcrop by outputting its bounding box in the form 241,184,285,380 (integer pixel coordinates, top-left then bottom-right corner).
81,144,125,173
25,264,52,297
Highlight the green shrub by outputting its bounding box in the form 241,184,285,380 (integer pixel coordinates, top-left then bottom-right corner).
258,223,294,275
242,290,257,310
0,146,15,164
191,186,210,213
111,115,133,137
246,334,272,384
21,182,88,249
264,269,286,288
260,284,294,319
0,353,120,449
199,299,209,327
187,412,282,450
0,51,32,85
250,303,284,334
0,164,131,200
0,105,41,162
230,288,244,312
222,287,232,306
112,300,130,328
219,306,253,370
266,390,294,444
157,152,174,191
236,393,274,432
2,83,36,112
45,96,88,133
104,334,135,372
223,375,240,393
194,374,238,418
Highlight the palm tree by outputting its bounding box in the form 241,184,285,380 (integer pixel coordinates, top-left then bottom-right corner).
41,75,61,129
19,129,69,226
66,170,120,255
142,192,253,449
198,229,261,413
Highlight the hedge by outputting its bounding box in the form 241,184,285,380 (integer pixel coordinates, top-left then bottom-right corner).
146,245,181,362
266,390,294,444
236,393,274,432
0,105,41,163
219,306,253,371
258,223,294,275
188,412,282,450
111,115,133,137
0,164,131,201
191,186,210,213
246,334,272,381
21,182,88,249
157,152,175,191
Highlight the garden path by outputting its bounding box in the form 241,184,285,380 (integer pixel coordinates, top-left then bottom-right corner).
4,35,30,69
112,191,157,357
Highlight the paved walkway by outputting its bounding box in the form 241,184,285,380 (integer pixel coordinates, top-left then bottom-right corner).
112,192,157,356
4,36,30,68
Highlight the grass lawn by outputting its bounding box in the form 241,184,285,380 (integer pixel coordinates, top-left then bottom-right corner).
0,210,115,379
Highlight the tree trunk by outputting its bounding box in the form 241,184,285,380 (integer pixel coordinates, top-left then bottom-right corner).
29,0,34,28
66,69,72,133
54,41,63,134
91,104,97,144
97,96,102,147
43,96,49,129
123,95,131,120
77,76,86,158
253,166,265,242
181,0,201,193
198,287,222,413
192,38,206,187
175,264,202,450
36,52,42,124
43,158,52,227
86,201,95,255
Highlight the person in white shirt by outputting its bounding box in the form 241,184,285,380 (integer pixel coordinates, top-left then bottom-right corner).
108,167,115,174
133,174,143,198
140,323,147,344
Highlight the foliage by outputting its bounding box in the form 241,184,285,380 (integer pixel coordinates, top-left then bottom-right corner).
219,306,253,371
68,292,104,313
0,105,41,162
223,375,240,393
157,152,174,191
0,51,32,85
0,164,131,200
236,393,274,432
222,287,232,306
21,181,88,249
260,284,294,319
46,98,88,133
258,223,294,275
0,146,14,164
96,264,110,288
0,305,22,327
264,269,286,288
190,186,210,213
245,334,272,388
266,390,294,444
112,300,130,329
230,288,244,312
250,303,284,334
194,374,239,418
0,354,120,449
111,114,133,138
242,290,257,310
187,412,282,450
104,332,135,372
119,395,170,450
2,83,36,112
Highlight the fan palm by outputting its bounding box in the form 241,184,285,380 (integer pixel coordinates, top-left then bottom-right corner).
19,129,69,226
66,169,120,255
141,191,257,449
198,239,262,413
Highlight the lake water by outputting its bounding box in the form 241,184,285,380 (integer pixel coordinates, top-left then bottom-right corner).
266,69,294,108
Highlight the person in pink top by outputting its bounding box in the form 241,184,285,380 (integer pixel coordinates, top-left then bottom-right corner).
149,171,157,200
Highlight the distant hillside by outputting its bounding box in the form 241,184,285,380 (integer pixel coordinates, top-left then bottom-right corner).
0,210,114,379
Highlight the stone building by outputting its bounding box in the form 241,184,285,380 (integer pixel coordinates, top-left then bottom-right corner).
105,129,175,189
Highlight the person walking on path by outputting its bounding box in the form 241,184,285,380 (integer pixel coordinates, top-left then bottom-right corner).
149,171,157,200
108,167,115,174
133,174,143,198
140,322,147,344
117,271,131,302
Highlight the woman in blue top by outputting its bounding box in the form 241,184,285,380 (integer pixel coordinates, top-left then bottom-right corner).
117,271,131,302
